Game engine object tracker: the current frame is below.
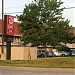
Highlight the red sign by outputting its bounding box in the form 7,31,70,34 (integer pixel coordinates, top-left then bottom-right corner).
6,15,14,36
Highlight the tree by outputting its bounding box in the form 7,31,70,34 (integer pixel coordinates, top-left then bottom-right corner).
57,45,71,52
17,0,72,48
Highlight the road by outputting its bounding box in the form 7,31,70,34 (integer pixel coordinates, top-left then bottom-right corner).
0,66,74,75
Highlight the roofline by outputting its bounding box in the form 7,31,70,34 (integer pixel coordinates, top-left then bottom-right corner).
0,33,21,36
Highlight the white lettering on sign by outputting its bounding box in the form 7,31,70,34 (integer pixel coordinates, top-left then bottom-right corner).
6,15,14,36
8,25,13,29
9,16,14,25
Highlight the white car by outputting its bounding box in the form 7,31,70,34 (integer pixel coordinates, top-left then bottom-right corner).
53,51,61,56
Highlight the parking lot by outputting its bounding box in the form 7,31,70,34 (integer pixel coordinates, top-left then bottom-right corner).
37,49,75,58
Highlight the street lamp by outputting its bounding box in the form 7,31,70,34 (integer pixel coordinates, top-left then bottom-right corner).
2,0,4,53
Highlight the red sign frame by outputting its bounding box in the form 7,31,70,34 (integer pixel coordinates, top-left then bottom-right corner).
6,15,14,36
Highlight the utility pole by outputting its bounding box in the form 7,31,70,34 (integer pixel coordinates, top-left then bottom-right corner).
2,0,4,53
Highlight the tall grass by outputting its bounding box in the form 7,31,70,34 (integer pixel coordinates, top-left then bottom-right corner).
0,57,75,68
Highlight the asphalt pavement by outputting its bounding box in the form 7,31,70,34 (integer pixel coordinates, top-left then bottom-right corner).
0,66,75,75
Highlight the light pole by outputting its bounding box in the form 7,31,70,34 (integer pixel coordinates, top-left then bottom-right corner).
2,0,4,53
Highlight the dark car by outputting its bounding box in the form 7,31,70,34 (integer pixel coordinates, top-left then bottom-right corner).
71,50,75,56
37,50,45,57
48,51,56,57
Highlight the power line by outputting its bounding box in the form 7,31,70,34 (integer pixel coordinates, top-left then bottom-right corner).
0,7,75,15
63,1,74,3
4,12,22,14
63,7,75,9
0,6,24,9
0,1,74,9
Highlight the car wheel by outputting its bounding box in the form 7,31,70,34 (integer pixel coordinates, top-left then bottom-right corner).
41,54,44,58
62,54,65,57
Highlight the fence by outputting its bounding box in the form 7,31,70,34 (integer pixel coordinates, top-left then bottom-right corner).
0,46,37,60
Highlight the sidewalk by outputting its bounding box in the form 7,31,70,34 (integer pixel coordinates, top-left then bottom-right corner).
0,66,75,73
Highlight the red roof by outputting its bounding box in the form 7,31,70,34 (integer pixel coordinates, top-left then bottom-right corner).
0,19,21,36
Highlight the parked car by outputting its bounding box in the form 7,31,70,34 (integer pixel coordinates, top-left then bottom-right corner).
46,51,55,57
53,51,61,57
59,51,69,56
49,51,56,57
37,50,45,57
71,50,75,56
37,50,55,57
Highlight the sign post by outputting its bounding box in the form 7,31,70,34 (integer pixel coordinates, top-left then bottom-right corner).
2,0,4,53
4,15,14,60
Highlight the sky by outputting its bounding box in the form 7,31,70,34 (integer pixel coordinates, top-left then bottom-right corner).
0,0,75,27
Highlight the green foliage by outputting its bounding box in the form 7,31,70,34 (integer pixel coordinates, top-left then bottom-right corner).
57,45,71,52
17,0,72,47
